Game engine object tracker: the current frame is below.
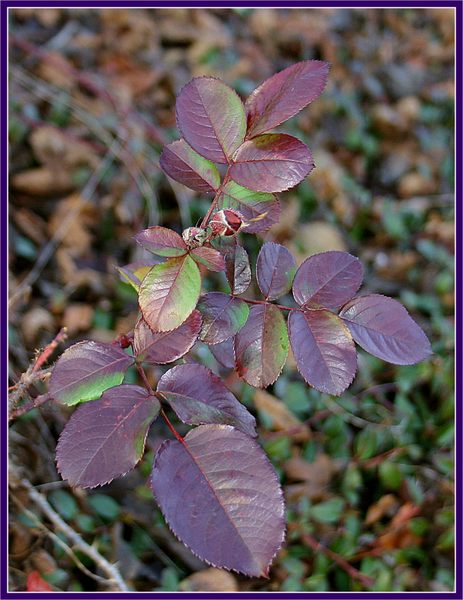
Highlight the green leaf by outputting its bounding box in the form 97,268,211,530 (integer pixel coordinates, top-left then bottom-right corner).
139,255,201,332
49,490,79,521
311,498,345,523
87,494,120,521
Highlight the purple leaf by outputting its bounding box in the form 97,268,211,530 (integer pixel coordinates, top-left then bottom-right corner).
56,385,160,488
209,338,236,369
288,309,357,396
176,77,246,164
157,364,256,436
139,255,201,332
257,242,296,300
190,246,226,272
116,260,163,291
339,294,432,365
245,60,330,138
235,304,289,388
197,292,249,345
133,311,202,365
218,180,281,233
224,244,251,295
134,226,187,258
160,139,221,193
49,341,133,406
151,425,285,576
292,251,364,309
229,134,314,193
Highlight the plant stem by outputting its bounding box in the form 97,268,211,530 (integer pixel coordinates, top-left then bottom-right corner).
238,296,297,312
136,363,184,443
200,173,230,228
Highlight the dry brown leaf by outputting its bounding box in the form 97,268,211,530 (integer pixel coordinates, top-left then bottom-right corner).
284,454,340,500
365,494,399,526
180,568,238,592
11,168,74,196
21,307,55,346
290,222,347,263
254,389,310,442
62,304,94,336
30,126,99,170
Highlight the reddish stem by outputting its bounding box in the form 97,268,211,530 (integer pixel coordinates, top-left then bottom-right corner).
33,328,68,372
238,297,297,312
200,173,230,228
136,364,184,443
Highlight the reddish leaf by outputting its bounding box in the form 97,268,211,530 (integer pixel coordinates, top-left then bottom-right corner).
133,311,202,364
49,341,133,406
27,571,53,592
160,139,221,192
229,134,314,193
218,180,281,233
197,292,249,345
257,242,296,300
139,255,201,332
210,338,236,369
235,304,289,388
245,60,330,137
176,77,246,164
134,226,187,258
151,425,285,576
288,309,357,396
190,246,226,272
157,364,256,436
116,260,164,291
339,294,432,365
292,251,364,309
224,244,251,295
56,385,160,488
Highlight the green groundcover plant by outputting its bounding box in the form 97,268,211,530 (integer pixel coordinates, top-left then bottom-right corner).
47,61,431,577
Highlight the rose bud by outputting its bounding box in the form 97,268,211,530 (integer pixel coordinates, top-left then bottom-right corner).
209,209,244,237
182,226,208,248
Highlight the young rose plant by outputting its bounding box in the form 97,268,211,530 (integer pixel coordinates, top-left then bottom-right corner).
50,61,432,578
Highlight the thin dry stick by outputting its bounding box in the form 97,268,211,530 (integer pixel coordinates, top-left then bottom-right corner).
18,478,129,591
10,492,114,587
302,533,375,589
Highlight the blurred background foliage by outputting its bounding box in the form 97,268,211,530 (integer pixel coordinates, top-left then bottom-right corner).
8,7,454,593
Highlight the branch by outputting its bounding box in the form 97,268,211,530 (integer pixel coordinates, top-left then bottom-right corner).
15,478,129,591
301,533,374,589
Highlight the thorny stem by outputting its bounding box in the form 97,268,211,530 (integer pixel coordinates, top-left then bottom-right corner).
200,173,230,228
237,296,297,312
136,363,184,443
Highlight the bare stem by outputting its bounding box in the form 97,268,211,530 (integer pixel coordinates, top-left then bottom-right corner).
200,173,230,228
15,477,129,591
238,296,297,312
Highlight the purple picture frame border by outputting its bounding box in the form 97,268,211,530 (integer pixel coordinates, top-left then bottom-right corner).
1,1,461,599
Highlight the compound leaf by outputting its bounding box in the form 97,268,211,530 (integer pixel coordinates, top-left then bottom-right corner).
151,424,285,576
245,60,330,137
157,364,256,436
176,77,246,164
292,251,363,309
56,385,160,488
229,134,314,193
339,294,432,365
218,180,281,233
134,226,187,258
197,292,249,345
160,139,221,193
288,309,357,396
224,244,251,295
116,260,164,291
235,304,289,388
257,242,296,300
190,246,226,272
139,255,201,332
133,311,202,365
49,341,133,406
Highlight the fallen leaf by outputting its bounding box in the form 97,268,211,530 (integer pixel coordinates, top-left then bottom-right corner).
180,568,238,592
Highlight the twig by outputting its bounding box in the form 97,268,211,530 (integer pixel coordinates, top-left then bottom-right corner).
16,478,129,591
10,492,115,587
32,327,68,372
302,533,375,589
